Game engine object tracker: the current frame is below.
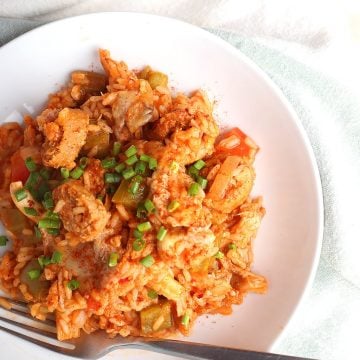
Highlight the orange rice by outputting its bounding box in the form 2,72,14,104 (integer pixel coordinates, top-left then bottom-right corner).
0,49,266,341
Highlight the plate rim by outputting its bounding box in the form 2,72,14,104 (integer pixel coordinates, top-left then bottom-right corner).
0,11,324,352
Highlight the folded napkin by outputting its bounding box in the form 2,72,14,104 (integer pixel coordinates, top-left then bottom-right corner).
1,2,360,359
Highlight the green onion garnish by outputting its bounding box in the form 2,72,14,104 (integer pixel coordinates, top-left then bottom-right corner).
67,279,79,291
25,172,41,188
113,142,121,156
196,176,208,190
214,251,224,259
25,157,37,172
193,160,206,170
34,226,42,239
38,218,60,229
37,182,50,200
167,200,180,212
101,157,116,169
125,155,138,166
42,194,54,210
46,228,60,236
108,252,119,267
45,211,59,220
70,167,84,179
79,157,89,169
156,226,167,241
39,168,50,180
133,229,143,239
228,243,236,250
104,173,121,184
188,165,199,179
129,177,141,194
60,167,69,179
51,250,62,264
114,163,126,174
28,269,41,280
181,312,190,328
188,182,200,196
144,199,155,214
122,167,136,180
24,207,38,216
125,145,137,158
38,255,51,268
140,154,151,162
140,255,155,268
137,221,152,232
136,203,147,219
135,160,146,174
133,238,145,251
147,289,158,299
0,236,8,246
14,188,27,202
148,157,157,170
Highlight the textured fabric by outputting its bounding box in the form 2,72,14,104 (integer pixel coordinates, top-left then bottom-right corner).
1,2,360,360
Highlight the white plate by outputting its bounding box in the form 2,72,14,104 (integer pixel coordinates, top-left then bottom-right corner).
0,12,323,360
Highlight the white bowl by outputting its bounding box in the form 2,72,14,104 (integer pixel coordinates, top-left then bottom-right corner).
0,12,323,360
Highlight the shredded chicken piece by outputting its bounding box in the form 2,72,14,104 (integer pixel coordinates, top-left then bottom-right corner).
53,181,110,240
41,108,89,169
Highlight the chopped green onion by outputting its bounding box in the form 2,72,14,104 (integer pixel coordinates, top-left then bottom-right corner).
14,188,27,202
38,218,60,229
67,279,79,290
38,255,51,268
70,167,84,179
79,157,89,169
24,207,38,216
148,157,157,170
42,191,54,210
214,251,224,259
101,157,116,169
125,145,137,158
37,182,50,200
122,167,136,180
108,252,119,267
0,236,8,246
133,238,145,251
193,159,206,170
46,228,60,236
156,226,167,241
34,226,42,239
25,172,41,188
196,176,208,190
144,199,155,214
135,160,146,174
133,229,143,239
140,255,155,268
188,182,200,196
104,173,121,184
25,157,37,172
39,168,50,180
181,311,190,328
51,250,62,264
60,167,70,179
113,142,121,156
114,163,126,174
140,154,151,162
167,200,180,212
27,269,41,280
188,165,199,179
136,203,147,219
128,176,142,194
137,221,152,232
125,155,138,166
45,211,59,220
147,289,158,299
228,243,236,250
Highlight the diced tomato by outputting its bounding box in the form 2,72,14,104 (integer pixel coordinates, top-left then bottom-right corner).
87,297,101,311
10,151,30,183
118,277,129,285
215,128,258,158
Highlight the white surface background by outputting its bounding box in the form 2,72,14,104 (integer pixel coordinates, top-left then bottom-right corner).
1,1,360,360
